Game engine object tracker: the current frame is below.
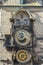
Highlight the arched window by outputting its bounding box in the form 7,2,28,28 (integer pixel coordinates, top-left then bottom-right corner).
15,10,30,26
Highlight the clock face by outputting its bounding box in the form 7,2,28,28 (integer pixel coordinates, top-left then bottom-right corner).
15,11,30,25
15,29,31,46
16,50,31,63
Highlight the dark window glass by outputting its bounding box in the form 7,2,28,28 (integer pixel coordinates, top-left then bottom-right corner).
24,19,28,24
16,19,20,25
5,35,11,46
20,0,23,4
20,0,26,4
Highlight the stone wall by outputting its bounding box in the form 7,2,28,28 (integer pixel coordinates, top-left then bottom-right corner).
0,7,43,65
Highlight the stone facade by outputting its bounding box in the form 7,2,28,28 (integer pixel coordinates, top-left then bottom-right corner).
0,0,43,65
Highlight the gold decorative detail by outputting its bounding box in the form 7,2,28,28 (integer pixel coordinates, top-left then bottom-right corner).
16,50,31,63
